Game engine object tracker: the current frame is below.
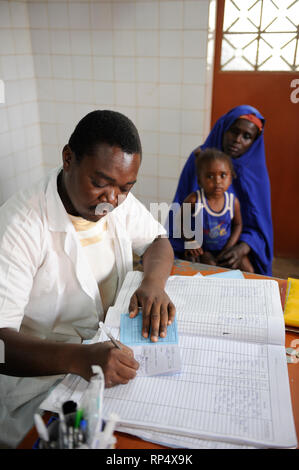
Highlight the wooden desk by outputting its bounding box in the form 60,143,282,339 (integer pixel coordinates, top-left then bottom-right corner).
18,260,298,449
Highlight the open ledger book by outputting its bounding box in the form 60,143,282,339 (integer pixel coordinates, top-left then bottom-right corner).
40,271,297,448
102,271,297,449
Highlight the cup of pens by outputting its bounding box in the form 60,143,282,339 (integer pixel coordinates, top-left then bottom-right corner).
36,402,88,449
35,365,118,449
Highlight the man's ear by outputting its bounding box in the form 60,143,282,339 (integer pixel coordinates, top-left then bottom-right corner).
62,145,74,170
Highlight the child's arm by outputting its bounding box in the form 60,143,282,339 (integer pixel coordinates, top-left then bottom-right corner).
181,192,203,261
216,197,242,258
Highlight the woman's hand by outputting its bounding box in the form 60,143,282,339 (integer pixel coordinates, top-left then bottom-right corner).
216,242,250,269
128,279,176,342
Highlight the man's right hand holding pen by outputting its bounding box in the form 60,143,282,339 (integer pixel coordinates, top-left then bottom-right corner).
76,340,139,387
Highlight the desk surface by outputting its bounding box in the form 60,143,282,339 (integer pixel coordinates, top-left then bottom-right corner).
18,260,299,449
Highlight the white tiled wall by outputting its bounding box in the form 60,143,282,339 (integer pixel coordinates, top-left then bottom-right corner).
0,1,43,204
0,0,216,213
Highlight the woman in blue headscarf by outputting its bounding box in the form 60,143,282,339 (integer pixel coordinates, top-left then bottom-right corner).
167,105,273,276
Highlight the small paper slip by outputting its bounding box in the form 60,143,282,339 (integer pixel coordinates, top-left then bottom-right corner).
134,344,181,377
120,313,179,345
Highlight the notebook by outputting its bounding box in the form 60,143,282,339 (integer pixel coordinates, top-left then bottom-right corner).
102,271,297,448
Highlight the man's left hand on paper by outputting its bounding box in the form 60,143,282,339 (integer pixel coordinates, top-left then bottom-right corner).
129,278,176,343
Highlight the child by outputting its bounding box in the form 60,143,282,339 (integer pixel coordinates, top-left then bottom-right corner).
181,148,254,272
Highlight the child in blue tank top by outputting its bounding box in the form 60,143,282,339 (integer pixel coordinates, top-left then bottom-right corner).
181,148,254,272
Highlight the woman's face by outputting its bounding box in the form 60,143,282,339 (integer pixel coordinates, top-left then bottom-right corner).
222,119,259,159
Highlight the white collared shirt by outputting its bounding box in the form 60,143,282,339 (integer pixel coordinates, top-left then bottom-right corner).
0,167,165,342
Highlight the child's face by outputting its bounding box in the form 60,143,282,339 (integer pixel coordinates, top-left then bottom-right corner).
198,159,232,198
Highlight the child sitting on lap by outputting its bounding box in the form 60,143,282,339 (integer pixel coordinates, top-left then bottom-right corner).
181,148,254,272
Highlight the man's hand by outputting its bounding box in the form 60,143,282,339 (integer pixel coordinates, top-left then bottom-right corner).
128,279,176,342
83,341,139,387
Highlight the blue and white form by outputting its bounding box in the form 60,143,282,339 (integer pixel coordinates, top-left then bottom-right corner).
120,313,179,346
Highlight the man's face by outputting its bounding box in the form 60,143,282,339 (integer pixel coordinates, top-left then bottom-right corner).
61,143,141,222
222,119,259,159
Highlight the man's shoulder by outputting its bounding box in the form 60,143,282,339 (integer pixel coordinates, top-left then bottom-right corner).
0,171,51,226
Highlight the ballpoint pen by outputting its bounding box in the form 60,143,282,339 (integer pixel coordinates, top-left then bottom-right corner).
99,321,121,350
34,413,50,449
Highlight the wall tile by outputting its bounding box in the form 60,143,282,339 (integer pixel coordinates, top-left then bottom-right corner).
137,83,159,107
93,56,114,81
136,31,158,57
159,108,181,134
70,30,91,55
114,30,135,56
92,31,113,56
183,58,207,84
48,3,69,29
112,2,135,30
183,30,208,58
114,57,135,82
159,58,183,83
10,2,29,28
159,83,181,109
28,3,48,28
136,2,158,30
136,57,159,83
71,55,92,80
0,2,11,28
115,82,136,107
69,3,90,29
73,79,94,103
160,2,183,30
52,55,72,79
184,0,210,30
34,55,52,78
13,29,32,54
31,30,50,55
159,132,180,157
94,81,114,105
160,31,183,57
90,3,113,30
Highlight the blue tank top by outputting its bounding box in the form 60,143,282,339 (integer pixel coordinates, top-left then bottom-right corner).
193,189,234,252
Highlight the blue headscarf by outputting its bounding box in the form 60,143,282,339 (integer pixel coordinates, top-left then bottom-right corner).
167,105,273,275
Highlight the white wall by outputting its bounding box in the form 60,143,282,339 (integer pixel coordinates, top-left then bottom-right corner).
0,1,43,203
0,0,216,210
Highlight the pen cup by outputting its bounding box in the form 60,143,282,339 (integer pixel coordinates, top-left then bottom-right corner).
39,412,87,449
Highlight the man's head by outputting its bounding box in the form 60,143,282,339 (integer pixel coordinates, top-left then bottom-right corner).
59,110,142,222
67,109,142,161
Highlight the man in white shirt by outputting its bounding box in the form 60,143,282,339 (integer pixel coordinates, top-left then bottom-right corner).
0,110,175,447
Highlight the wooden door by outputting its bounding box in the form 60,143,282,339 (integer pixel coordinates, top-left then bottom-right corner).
211,0,299,258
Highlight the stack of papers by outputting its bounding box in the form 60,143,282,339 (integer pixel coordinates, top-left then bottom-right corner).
40,271,297,449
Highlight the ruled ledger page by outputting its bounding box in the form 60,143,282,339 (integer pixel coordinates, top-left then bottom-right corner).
104,271,297,448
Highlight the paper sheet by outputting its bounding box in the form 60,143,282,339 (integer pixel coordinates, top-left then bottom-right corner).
103,334,296,448
40,271,297,448
115,272,285,345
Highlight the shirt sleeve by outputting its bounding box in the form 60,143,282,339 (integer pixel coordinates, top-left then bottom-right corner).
0,201,43,331
124,194,166,257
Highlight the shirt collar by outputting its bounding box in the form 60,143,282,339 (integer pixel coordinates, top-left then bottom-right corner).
46,166,73,232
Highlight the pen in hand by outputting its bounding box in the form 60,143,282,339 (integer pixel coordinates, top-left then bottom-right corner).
99,321,122,350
